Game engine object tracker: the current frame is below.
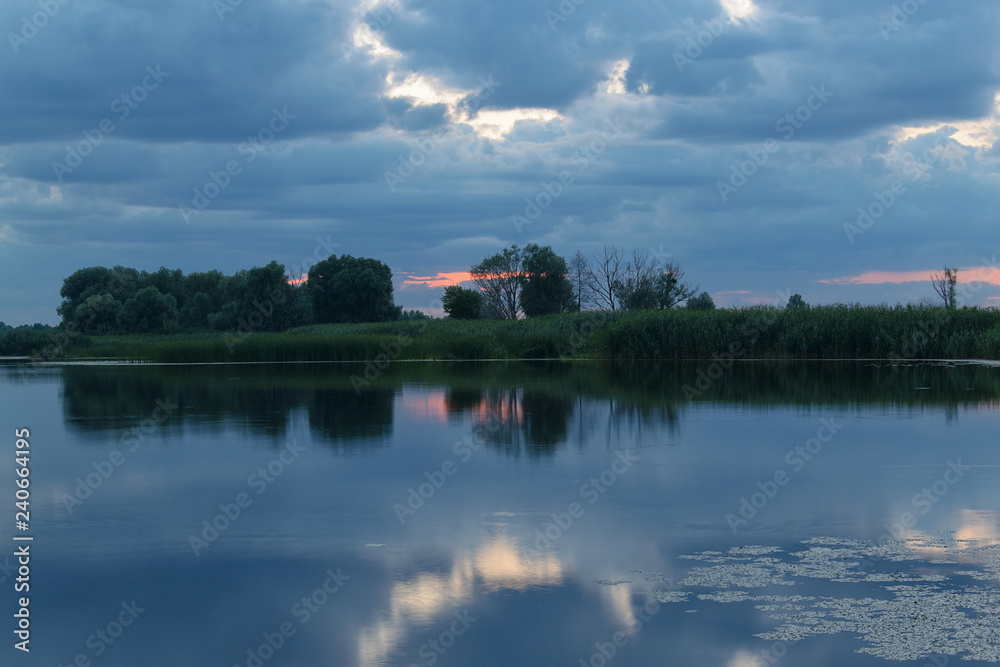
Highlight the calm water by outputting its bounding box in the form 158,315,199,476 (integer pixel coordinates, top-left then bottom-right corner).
2,360,1000,666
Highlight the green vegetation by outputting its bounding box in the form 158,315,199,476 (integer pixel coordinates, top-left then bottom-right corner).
23,303,1000,362
442,285,482,319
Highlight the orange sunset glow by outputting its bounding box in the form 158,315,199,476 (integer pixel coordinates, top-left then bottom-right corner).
821,266,1000,286
401,272,473,288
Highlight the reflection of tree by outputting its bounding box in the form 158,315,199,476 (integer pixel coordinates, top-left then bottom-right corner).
308,388,394,452
59,364,394,452
521,391,573,454
444,388,484,417
51,359,1000,459
466,387,574,457
476,388,523,456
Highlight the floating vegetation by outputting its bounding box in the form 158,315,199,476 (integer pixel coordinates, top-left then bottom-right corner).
646,536,1000,662
645,590,690,604
595,579,632,586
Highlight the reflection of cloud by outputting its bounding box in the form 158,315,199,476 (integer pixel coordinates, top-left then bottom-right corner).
955,509,1000,546
895,510,1000,560
358,534,563,665
474,535,562,591
606,584,637,632
727,649,765,667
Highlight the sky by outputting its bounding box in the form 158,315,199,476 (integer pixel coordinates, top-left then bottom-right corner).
2,0,1000,324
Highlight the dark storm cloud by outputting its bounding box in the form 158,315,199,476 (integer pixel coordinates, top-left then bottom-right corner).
2,0,1000,323
0,0,387,145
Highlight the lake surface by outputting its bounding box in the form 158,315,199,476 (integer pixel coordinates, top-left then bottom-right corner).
2,360,1000,666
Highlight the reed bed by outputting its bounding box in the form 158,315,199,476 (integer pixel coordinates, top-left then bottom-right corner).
17,305,1000,362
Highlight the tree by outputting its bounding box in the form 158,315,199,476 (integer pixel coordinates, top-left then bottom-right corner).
931,267,958,308
471,245,524,319
610,249,697,311
567,250,593,311
687,291,716,311
74,294,122,334
116,287,179,333
786,294,807,309
442,286,482,319
521,244,575,317
308,255,400,323
57,266,114,325
587,245,625,310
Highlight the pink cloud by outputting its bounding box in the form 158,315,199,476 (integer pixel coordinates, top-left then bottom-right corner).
400,272,474,288
821,267,1000,286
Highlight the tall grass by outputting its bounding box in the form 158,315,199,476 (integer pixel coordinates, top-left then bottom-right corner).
54,305,1000,362
597,305,1000,360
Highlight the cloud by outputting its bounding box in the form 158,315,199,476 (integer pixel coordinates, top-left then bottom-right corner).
400,272,474,288
821,267,1000,286
3,0,1000,323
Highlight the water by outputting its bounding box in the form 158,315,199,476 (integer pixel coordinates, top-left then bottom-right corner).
2,360,999,666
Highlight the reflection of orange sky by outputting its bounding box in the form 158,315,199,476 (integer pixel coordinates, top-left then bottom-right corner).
402,272,473,288
401,390,449,424
821,267,1000,286
472,391,524,426
897,509,1000,559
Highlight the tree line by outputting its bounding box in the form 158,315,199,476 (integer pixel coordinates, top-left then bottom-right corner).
56,256,408,335
442,244,714,319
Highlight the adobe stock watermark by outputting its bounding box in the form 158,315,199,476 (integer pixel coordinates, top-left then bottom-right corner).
717,85,834,202
545,0,587,30
57,397,178,514
349,322,430,393
384,75,500,192
578,596,662,667
406,610,477,667
213,0,244,21
673,12,731,73
679,287,794,399
188,438,306,555
512,116,625,232
232,567,349,667
725,417,845,534
179,106,296,223
285,236,340,284
7,0,71,54
51,65,170,182
56,600,145,667
392,419,498,524
522,448,639,559
855,459,971,574
222,287,295,353
878,0,930,40
843,137,945,243
882,459,971,539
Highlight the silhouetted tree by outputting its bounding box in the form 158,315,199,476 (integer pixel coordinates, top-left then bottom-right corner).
471,245,524,319
442,286,482,319
687,291,716,311
931,267,958,308
521,244,575,316
308,255,400,323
